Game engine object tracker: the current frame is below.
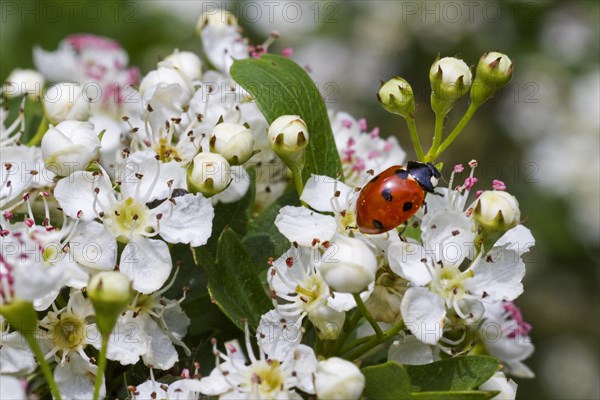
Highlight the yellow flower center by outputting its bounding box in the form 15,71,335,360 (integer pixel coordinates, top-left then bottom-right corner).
155,138,182,163
48,312,85,351
104,197,153,242
247,360,285,396
295,274,328,312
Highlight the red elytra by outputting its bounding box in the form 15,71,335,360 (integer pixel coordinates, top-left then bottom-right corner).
355,165,425,234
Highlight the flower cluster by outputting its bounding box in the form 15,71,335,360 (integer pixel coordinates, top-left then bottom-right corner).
1,7,533,400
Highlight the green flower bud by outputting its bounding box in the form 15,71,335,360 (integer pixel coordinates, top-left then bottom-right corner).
377,77,415,118
88,272,133,335
430,56,472,115
268,115,309,173
209,122,255,166
471,52,513,106
187,152,232,197
473,190,521,232
0,299,38,334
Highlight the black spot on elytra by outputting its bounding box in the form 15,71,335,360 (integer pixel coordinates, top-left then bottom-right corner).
381,188,393,202
395,169,409,179
403,201,413,212
372,219,384,230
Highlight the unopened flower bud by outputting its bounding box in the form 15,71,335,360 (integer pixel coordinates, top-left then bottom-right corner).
4,69,45,99
196,9,238,35
268,115,309,171
187,152,231,197
430,57,472,115
377,77,415,118
210,122,255,165
164,50,203,82
471,52,513,106
41,120,100,175
315,357,365,400
43,83,90,124
473,190,521,232
308,306,345,340
319,234,376,294
139,66,193,104
88,272,133,335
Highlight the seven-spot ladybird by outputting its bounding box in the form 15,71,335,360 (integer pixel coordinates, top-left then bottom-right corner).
356,161,442,234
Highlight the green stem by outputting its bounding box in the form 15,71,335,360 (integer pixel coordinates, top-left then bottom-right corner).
27,115,48,146
93,334,109,400
425,111,445,162
23,332,62,400
292,170,304,197
328,310,362,356
339,334,374,355
433,102,480,159
405,116,425,162
353,293,384,339
342,319,405,361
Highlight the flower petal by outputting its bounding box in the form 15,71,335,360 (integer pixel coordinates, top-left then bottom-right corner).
466,245,525,302
400,287,446,345
54,170,114,221
275,206,337,246
421,210,476,268
156,193,214,247
388,334,435,365
301,175,353,213
54,352,103,400
69,221,117,270
388,240,432,286
120,237,173,294
141,316,179,370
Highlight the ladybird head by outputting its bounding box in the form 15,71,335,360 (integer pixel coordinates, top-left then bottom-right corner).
406,161,441,193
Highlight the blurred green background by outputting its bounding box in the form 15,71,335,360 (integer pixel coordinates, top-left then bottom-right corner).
2,1,598,398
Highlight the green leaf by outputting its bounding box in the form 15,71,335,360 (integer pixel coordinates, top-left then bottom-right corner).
194,228,272,330
243,188,300,267
362,361,412,400
205,168,256,253
411,391,499,399
230,54,343,182
182,293,239,337
406,356,500,392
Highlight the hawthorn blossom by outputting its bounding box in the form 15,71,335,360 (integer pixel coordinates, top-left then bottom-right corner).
330,111,406,187
130,372,202,400
198,324,317,399
53,152,214,293
479,301,535,378
387,164,535,344
38,290,105,399
98,279,191,370
0,316,36,375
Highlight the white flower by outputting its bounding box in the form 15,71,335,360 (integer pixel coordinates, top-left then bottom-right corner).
0,316,36,375
53,152,214,293
330,111,406,187
38,290,106,399
164,49,203,82
197,10,249,74
267,246,360,341
314,357,365,400
34,34,140,117
320,234,377,293
0,222,73,310
198,323,317,399
3,68,45,99
41,120,100,175
140,65,195,107
479,301,534,378
210,122,255,165
387,164,535,344
478,372,518,399
131,375,203,400
43,83,90,124
0,144,51,209
97,281,191,369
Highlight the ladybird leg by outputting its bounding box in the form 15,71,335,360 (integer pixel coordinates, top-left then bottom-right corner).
397,223,408,240
432,189,444,197
422,201,428,215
